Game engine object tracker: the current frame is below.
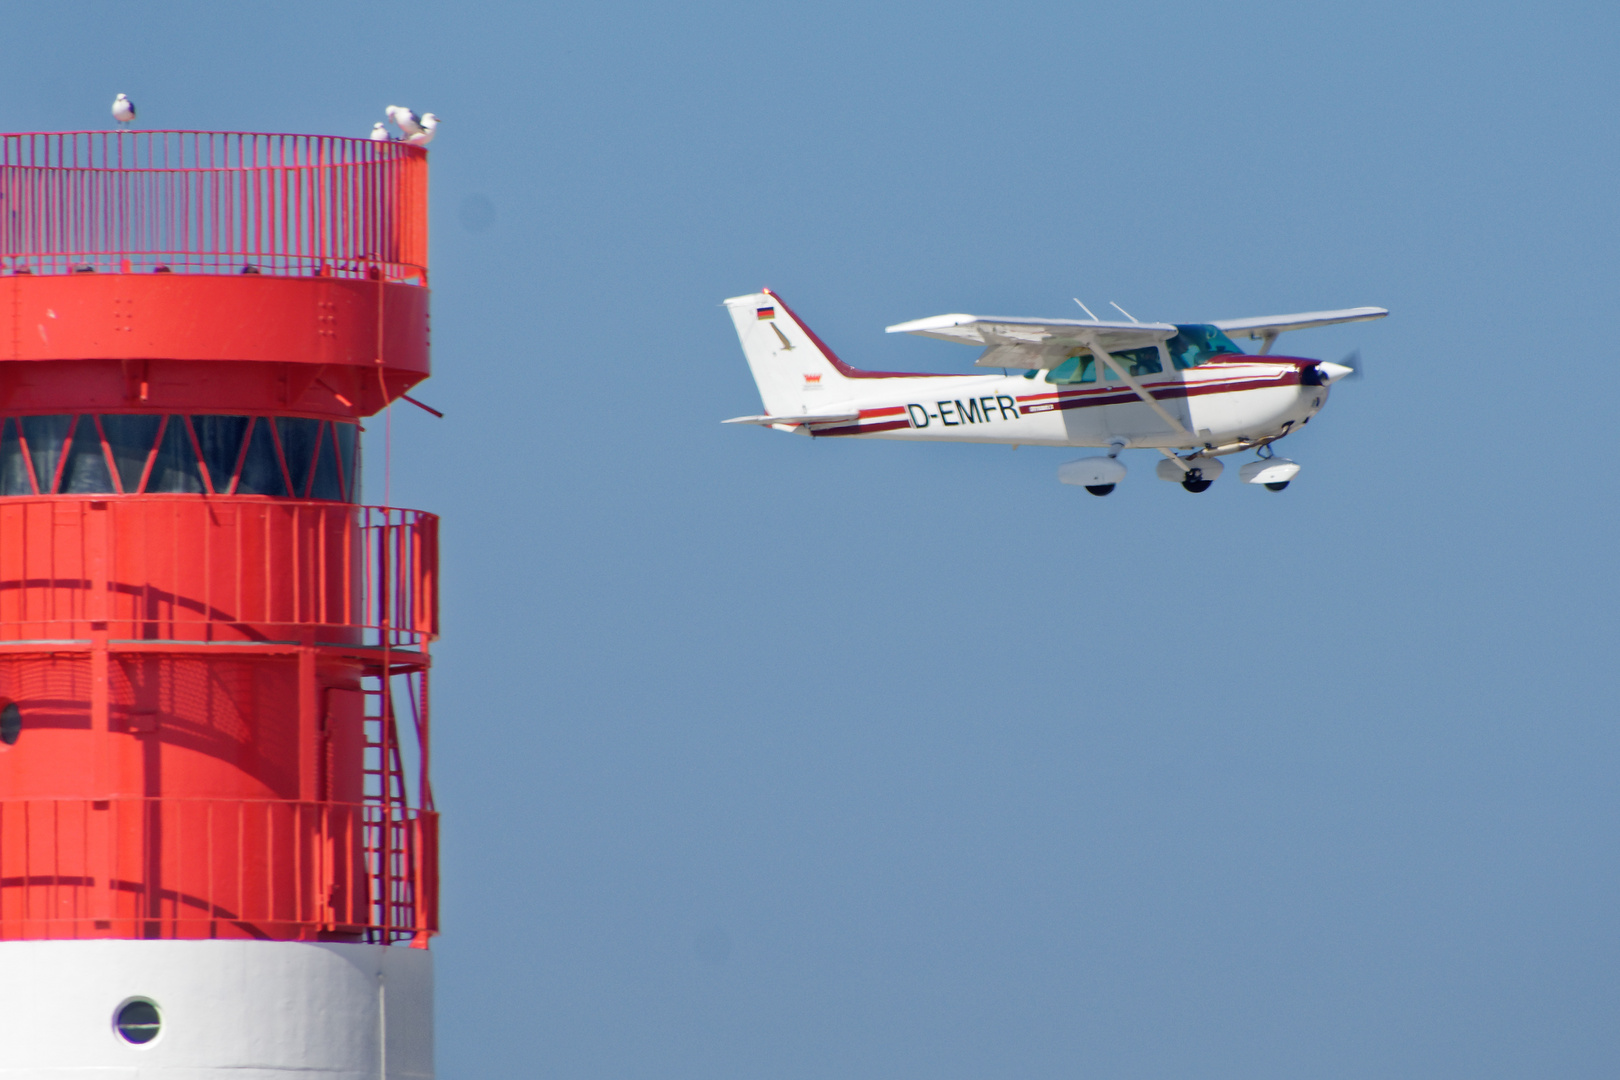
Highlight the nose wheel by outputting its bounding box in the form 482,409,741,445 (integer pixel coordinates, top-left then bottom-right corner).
1157,453,1223,491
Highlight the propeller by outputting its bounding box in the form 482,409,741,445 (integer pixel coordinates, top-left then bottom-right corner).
1339,349,1364,381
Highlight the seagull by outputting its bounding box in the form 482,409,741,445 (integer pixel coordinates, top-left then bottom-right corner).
369,122,392,142
405,113,440,146
111,94,136,125
386,105,423,137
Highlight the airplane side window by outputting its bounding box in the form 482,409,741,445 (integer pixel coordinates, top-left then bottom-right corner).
1095,348,1161,379
1168,335,1194,369
1045,356,1097,385
1119,346,1162,376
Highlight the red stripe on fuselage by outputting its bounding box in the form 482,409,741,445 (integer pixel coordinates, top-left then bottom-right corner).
811,418,913,437
1016,370,1301,413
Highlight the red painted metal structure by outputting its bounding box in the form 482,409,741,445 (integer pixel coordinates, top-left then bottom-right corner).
0,132,438,944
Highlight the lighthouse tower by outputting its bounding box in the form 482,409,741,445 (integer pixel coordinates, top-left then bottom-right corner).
0,132,439,1078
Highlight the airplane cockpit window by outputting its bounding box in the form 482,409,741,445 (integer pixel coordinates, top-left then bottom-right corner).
1168,324,1244,369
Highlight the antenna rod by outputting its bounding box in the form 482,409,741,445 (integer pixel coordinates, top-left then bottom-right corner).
1072,298,1100,321
1109,301,1140,323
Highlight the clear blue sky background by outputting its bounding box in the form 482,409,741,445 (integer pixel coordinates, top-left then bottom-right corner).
5,2,1619,1076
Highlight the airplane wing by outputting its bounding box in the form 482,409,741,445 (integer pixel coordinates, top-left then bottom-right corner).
1213,307,1388,341
722,411,861,427
886,314,1177,369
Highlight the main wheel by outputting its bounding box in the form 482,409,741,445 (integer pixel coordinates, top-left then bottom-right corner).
1085,484,1115,496
1264,481,1290,491
1181,479,1213,493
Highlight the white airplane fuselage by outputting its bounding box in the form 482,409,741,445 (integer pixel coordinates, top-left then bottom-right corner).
782,358,1328,451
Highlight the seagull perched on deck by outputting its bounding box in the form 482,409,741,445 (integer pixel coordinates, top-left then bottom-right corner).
369,122,393,142
111,94,136,124
405,113,440,146
386,105,423,138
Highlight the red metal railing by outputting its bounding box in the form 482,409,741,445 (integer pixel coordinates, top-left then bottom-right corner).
0,499,438,648
0,797,437,942
0,132,427,282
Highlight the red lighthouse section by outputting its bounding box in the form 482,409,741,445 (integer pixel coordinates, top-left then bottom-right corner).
0,132,438,944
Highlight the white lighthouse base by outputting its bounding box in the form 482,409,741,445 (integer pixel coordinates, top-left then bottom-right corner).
0,939,432,1078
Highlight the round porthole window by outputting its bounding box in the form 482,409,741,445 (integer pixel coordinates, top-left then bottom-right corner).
114,998,161,1044
0,701,19,746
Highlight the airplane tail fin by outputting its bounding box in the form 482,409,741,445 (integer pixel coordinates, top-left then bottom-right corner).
723,290,857,417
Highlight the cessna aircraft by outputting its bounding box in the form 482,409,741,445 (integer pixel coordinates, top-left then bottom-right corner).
722,289,1386,494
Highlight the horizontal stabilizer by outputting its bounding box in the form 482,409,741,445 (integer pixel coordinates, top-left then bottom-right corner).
1213,307,1388,339
722,412,861,427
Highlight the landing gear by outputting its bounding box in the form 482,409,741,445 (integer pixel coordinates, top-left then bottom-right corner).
1059,440,1127,495
1239,452,1300,491
1156,454,1223,491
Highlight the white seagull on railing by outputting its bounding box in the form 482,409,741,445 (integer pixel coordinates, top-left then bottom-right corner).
369,122,393,142
405,113,440,146
112,94,136,125
386,105,423,138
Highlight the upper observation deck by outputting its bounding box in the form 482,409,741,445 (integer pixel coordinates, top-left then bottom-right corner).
0,132,431,418
0,131,426,281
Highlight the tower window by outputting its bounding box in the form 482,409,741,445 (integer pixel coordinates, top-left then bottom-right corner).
114,999,161,1044
0,415,358,499
0,702,17,745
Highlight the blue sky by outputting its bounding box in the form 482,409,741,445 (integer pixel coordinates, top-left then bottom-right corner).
6,1,1620,1076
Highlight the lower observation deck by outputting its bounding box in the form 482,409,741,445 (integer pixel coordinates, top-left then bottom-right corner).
0,497,436,649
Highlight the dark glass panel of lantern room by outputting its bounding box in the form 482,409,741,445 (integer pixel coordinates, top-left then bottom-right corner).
235,418,289,496
191,416,250,494
309,423,343,501
100,415,164,493
333,422,359,502
20,415,72,494
276,417,321,498
148,416,205,493
60,416,116,494
0,420,30,495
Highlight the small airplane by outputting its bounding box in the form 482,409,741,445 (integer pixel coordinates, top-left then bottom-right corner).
722,289,1386,494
